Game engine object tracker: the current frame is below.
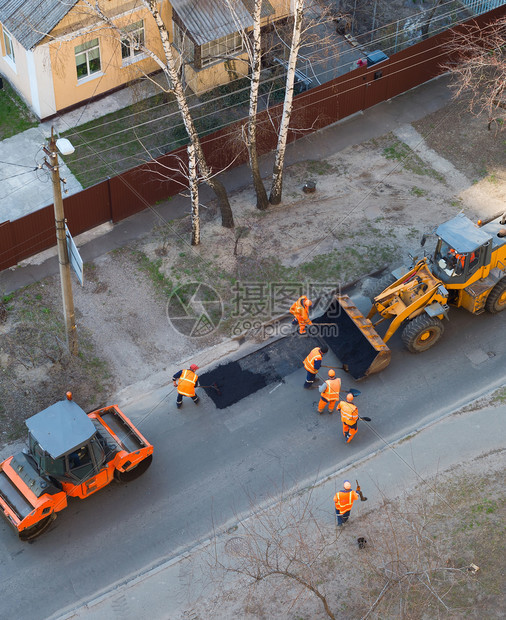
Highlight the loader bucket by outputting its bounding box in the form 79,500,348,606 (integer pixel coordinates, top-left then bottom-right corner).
314,295,391,380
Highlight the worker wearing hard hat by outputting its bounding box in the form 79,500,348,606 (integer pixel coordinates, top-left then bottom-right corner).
172,364,200,409
290,295,313,334
337,392,359,443
317,369,341,413
333,480,360,526
303,345,328,388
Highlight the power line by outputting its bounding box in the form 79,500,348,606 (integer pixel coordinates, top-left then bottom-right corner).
0,167,38,182
4,4,495,271
68,36,462,178
0,159,38,169
62,7,497,169
61,0,476,145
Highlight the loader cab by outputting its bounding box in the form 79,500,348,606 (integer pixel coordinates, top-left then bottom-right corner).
431,214,492,285
26,399,106,484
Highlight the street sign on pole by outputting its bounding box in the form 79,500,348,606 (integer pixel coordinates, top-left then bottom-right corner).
65,224,84,286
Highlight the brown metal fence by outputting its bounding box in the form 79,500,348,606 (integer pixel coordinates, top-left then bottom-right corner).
1,6,503,271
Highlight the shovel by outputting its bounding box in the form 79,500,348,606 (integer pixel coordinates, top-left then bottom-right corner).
199,383,222,396
342,388,368,417
321,364,349,372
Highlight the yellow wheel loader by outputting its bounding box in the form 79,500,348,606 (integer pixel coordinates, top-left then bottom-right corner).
314,212,506,379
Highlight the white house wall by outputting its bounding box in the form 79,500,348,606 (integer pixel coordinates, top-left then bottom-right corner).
27,44,56,119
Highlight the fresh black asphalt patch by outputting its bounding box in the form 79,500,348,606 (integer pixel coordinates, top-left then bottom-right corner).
200,299,380,408
199,334,323,409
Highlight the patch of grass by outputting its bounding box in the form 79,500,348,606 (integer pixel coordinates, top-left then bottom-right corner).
133,251,174,298
304,160,336,176
410,186,427,197
0,79,38,139
383,142,407,161
491,386,506,404
382,137,445,182
0,280,115,442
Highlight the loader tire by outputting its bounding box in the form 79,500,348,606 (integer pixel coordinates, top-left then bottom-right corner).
485,277,506,314
19,513,56,541
402,315,444,353
368,273,396,303
114,454,153,483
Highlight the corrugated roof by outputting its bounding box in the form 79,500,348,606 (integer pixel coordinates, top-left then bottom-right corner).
172,0,274,46
241,0,275,20
0,0,78,50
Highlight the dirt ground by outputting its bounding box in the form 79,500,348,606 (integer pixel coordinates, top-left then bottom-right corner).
0,100,504,447
178,433,505,620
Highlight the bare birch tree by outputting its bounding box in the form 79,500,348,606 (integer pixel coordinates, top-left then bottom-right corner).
244,0,269,211
80,0,234,228
443,15,506,132
187,144,200,245
269,0,305,205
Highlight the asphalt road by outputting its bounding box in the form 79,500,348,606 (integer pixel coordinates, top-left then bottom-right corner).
1,305,504,620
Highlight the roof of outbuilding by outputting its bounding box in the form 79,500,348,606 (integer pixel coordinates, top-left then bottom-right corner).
171,0,274,46
0,0,78,50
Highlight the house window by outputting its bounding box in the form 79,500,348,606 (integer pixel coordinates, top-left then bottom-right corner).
75,38,101,79
121,20,145,60
173,21,194,63
3,28,15,64
200,32,242,67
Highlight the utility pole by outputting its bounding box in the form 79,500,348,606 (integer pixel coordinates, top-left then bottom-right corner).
43,128,78,355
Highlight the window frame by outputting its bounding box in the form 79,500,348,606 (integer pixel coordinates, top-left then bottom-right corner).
200,32,243,68
173,21,195,63
75,38,101,81
120,19,145,63
2,27,15,65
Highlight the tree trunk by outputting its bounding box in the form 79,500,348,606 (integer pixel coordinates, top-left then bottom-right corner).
188,144,200,245
144,0,234,228
248,0,269,210
421,0,443,41
209,177,234,228
269,0,304,205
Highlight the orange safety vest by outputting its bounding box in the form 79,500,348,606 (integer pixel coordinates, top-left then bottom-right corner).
450,249,468,268
177,369,198,397
290,295,309,319
321,377,341,402
334,490,359,513
303,347,322,373
338,400,358,425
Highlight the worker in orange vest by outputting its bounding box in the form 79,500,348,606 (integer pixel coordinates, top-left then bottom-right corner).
448,248,473,273
303,345,328,388
290,295,313,334
172,364,200,409
334,480,363,526
337,392,359,443
317,369,341,413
